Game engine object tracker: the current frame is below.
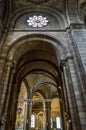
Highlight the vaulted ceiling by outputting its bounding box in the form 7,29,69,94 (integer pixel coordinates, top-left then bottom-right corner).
0,0,86,99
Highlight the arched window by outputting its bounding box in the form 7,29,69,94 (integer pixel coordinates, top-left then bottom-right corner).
56,117,61,129
31,114,36,128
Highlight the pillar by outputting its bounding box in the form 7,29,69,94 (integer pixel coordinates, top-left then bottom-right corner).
5,64,16,130
60,59,81,130
27,89,33,130
46,102,51,130
0,59,12,115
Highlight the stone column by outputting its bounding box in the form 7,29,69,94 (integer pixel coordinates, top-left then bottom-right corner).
60,59,81,130
52,117,56,130
6,65,16,110
60,60,69,113
46,102,51,130
0,59,12,115
4,65,16,130
43,103,46,130
4,75,19,130
27,89,33,130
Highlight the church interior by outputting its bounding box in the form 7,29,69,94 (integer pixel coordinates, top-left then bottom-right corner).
0,0,86,130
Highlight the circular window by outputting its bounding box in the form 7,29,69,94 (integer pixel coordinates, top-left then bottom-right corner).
27,15,49,27
27,0,50,4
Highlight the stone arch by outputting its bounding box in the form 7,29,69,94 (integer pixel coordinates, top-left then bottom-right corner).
3,34,68,91
6,34,67,62
9,6,67,29
7,34,66,103
33,81,58,99
1,34,69,112
0,33,81,130
1,33,68,99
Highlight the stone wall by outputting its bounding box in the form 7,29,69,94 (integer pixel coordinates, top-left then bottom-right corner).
0,0,9,43
71,29,86,130
72,29,86,74
0,1,86,130
0,0,5,40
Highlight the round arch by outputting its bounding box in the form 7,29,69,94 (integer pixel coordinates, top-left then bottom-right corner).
0,33,74,130
6,34,67,61
9,6,66,29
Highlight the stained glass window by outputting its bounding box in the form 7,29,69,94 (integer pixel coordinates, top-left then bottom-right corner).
31,114,35,128
27,15,49,28
56,117,61,129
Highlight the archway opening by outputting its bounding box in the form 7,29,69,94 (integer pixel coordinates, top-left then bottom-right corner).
14,71,65,130
5,36,67,130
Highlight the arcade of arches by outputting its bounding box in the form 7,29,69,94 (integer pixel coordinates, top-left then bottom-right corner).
0,0,86,130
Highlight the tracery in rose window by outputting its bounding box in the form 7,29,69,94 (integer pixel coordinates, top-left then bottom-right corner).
27,15,49,27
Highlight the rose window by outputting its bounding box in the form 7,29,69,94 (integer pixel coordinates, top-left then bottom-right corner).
27,15,49,28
